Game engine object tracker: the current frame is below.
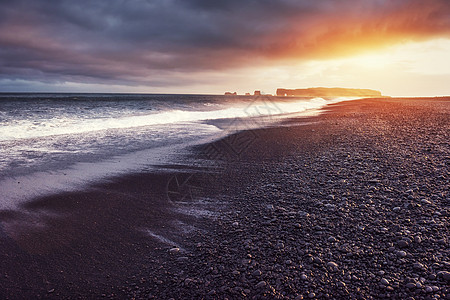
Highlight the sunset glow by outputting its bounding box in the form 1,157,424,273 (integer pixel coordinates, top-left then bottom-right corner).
0,0,449,95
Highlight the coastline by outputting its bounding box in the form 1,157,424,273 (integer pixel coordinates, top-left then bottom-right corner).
0,97,449,299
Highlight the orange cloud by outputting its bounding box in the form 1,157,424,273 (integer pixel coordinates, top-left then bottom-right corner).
262,0,450,61
0,0,449,90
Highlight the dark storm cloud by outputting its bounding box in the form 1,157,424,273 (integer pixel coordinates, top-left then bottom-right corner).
0,0,449,89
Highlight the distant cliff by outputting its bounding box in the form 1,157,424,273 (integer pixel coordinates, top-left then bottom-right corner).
276,87,382,97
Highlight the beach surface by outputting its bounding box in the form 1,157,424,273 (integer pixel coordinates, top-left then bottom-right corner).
0,97,449,299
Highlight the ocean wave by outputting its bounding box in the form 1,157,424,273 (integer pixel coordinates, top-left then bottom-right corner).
0,97,340,141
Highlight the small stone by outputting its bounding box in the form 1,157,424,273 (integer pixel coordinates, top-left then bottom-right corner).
325,204,336,210
169,247,180,254
232,222,239,227
177,256,189,262
424,286,433,293
328,236,337,243
397,251,407,257
337,281,346,287
299,211,309,217
393,207,401,212
327,261,338,270
300,274,308,280
253,270,262,276
313,257,323,264
398,240,409,248
406,282,416,289
232,270,240,276
47,289,55,293
381,278,390,285
308,292,316,298
413,263,425,270
437,271,450,281
256,281,266,289
414,236,422,243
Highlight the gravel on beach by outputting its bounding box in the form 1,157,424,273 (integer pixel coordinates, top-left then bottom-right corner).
0,98,448,299
127,98,449,299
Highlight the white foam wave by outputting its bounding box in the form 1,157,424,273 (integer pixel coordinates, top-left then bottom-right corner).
0,97,347,141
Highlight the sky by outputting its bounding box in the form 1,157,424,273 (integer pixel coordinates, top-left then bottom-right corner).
0,0,449,96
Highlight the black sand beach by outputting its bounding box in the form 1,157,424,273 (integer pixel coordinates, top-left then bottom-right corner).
1,98,449,299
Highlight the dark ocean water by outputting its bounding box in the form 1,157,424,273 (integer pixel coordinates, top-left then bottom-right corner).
0,93,348,208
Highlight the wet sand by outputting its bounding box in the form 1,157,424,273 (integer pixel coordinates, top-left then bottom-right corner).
0,97,449,299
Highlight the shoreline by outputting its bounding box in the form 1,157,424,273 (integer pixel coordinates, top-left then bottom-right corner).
0,97,449,299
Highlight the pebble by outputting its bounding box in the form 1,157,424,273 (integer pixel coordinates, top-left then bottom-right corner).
397,240,409,248
232,222,239,227
380,278,390,285
256,281,266,289
437,271,450,281
308,292,316,298
300,274,308,280
325,203,336,209
313,257,323,264
177,256,189,262
406,282,416,289
397,251,407,257
328,236,337,243
169,247,180,254
327,261,339,270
